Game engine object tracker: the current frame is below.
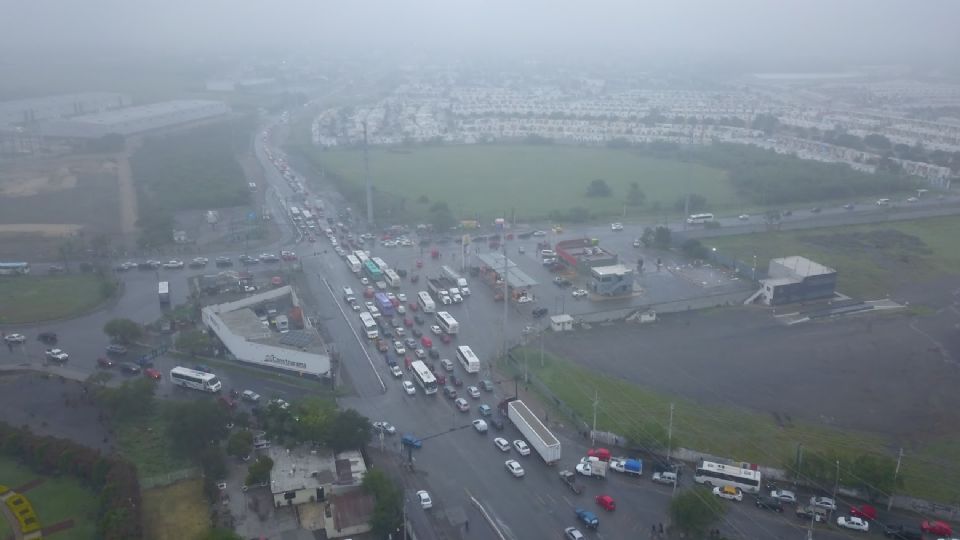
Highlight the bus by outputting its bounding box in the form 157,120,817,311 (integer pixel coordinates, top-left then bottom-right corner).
417,291,436,313
0,262,30,275
410,360,438,394
694,460,762,494
374,292,395,317
354,251,370,265
346,255,362,274
436,311,459,334
371,257,389,272
170,367,222,392
364,260,383,281
686,213,715,225
456,345,480,373
384,268,401,288
290,206,301,219
302,209,313,222
359,312,379,339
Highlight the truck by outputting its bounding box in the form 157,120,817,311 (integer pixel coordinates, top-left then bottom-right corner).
441,265,471,295
577,457,608,478
158,281,170,304
427,278,451,304
610,457,642,476
507,400,561,464
559,470,584,494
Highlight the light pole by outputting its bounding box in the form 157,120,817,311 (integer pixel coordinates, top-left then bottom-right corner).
833,460,840,500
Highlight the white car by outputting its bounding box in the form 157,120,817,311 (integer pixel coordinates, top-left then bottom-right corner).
366,301,376,311
390,365,403,378
571,289,588,298
738,214,750,220
3,333,25,343
836,516,868,532
190,257,209,267
241,390,261,402
564,527,586,540
414,348,426,359
360,277,370,285
397,293,407,302
472,419,488,433
269,398,290,410
610,222,624,231
516,295,533,304
440,295,452,305
451,293,463,303
493,437,511,452
372,421,396,435
505,459,525,477
163,260,184,269
712,486,743,501
906,196,919,203
430,325,443,335
771,489,796,503
513,440,531,456
417,490,432,509
402,380,416,395
532,230,547,237
45,348,69,362
394,327,405,337
397,305,406,315
467,386,480,398
810,496,836,510
454,397,469,412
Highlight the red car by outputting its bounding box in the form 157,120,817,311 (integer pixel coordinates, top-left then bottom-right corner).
440,333,452,344
404,356,412,370
921,521,952,536
849,505,877,521
144,368,162,380
364,286,375,299
433,371,446,385
595,495,616,512
97,357,114,368
404,317,413,327
420,336,433,349
587,448,612,462
408,302,419,312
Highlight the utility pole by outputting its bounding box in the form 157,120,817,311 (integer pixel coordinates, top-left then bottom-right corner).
795,444,804,487
887,448,903,511
501,221,509,362
362,120,373,228
833,460,840,500
667,402,675,463
591,390,599,446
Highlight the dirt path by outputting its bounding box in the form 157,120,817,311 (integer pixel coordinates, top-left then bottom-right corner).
114,153,138,246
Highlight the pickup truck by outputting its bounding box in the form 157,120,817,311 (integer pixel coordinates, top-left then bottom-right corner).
559,470,583,494
45,348,69,363
575,508,599,530
652,471,677,485
610,457,642,476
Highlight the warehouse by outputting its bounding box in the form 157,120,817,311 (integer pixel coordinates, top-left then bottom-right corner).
39,99,229,138
0,92,130,127
756,256,837,305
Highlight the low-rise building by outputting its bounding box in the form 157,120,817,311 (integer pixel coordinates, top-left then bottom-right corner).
589,264,635,296
757,256,837,305
556,238,619,274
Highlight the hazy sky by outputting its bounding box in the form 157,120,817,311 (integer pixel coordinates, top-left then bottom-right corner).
3,0,959,69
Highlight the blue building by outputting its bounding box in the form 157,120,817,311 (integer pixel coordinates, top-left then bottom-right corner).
589,264,634,296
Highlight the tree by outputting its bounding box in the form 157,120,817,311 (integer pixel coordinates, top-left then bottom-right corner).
585,179,612,197
292,397,336,444
246,455,274,486
681,239,710,260
165,400,229,457
226,430,254,458
626,182,646,207
848,453,902,502
363,469,403,536
669,489,725,537
325,408,372,452
103,318,142,345
429,201,456,232
95,379,155,421
176,330,211,356
653,226,671,249
640,227,656,248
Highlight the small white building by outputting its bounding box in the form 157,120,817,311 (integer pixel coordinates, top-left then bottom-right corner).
550,314,574,332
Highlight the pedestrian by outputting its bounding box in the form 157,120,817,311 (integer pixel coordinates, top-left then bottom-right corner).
465,519,469,531
659,523,664,534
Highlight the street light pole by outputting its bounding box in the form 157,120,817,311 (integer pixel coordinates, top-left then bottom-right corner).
833,460,840,500
591,389,599,446
887,448,903,511
666,402,675,463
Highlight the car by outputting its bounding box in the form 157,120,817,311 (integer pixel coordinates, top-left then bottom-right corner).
215,256,233,267
414,314,424,325
795,505,828,522
564,527,586,540
476,404,491,417
189,257,208,268
259,253,280,262
738,214,750,220
651,471,677,485
390,365,403,378
882,523,924,539
467,386,480,398
843,203,855,210
922,521,953,536
37,332,58,344
280,250,297,261
105,344,128,355
712,485,743,501
269,398,290,410
532,307,549,318
472,419,488,433
810,207,822,213
479,380,494,392
809,496,836,510
373,421,396,435
513,440,530,456
360,277,370,286
402,380,416,395
494,437,510,451
571,289,588,298
610,222,624,231
595,494,616,511
414,348,426,359
403,317,413,327
411,327,422,338
575,508,599,530
443,386,457,399
120,362,141,374
770,489,796,503
755,495,784,512
96,357,114,368
163,260,184,269
239,255,259,265
906,196,919,203
421,336,433,348
3,333,25,343
837,516,869,532
363,286,375,298
416,490,432,509
397,293,407,302
44,348,69,363
454,397,469,412
430,325,442,335
144,368,162,380
403,337,417,348
241,390,261,402
440,333,452,344
504,459,525,477
393,341,406,355
397,305,406,314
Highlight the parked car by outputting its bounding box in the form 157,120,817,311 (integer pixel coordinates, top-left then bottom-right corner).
120,362,141,374
651,471,677,485
755,495,783,512
144,368,162,380
416,490,432,509
96,357,114,368
105,344,128,355
373,421,396,435
402,380,416,395
513,440,530,455
771,489,797,503
472,419,488,433
595,494,616,511
3,333,25,343
921,521,953,536
494,437,510,451
241,390,261,402
837,516,869,532
809,496,836,511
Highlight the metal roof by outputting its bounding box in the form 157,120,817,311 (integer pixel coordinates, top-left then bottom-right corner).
475,253,538,288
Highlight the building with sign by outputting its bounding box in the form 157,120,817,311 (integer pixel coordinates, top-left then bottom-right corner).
201,285,330,377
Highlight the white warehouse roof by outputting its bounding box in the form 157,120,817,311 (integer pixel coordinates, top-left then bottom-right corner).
39,99,229,138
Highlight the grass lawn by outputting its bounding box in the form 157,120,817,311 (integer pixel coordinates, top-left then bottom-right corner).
115,411,193,478
299,145,734,221
141,479,209,540
705,215,960,298
0,454,99,539
502,349,960,503
0,274,107,324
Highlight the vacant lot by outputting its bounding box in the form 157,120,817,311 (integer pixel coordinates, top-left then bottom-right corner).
706,215,960,299
300,145,734,221
115,410,194,478
522,306,960,502
0,274,108,324
0,454,99,539
142,479,209,540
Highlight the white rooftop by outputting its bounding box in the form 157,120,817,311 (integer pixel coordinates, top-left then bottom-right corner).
591,264,633,277
770,256,835,278
64,100,226,126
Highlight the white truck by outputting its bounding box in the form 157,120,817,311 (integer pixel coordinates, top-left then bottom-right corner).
441,265,471,296
45,348,69,363
507,400,561,464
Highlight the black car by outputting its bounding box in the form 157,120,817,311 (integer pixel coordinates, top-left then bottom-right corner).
755,495,783,513
120,362,141,374
428,349,440,360
443,386,457,399
411,328,423,338
215,257,233,267
37,332,58,344
413,315,424,325
489,417,505,431
532,307,549,319
105,344,128,355
883,524,923,540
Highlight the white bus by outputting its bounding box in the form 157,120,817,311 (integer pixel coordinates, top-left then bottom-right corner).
686,213,715,225
290,206,301,219
170,367,222,393
410,360,438,394
384,269,401,288
455,345,480,374
694,460,762,493
346,255,362,274
371,257,389,272
302,209,313,222
354,250,370,265
436,311,459,334
359,312,379,339
417,291,436,313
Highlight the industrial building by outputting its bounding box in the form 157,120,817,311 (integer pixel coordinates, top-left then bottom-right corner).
0,92,130,127
589,264,635,296
201,285,330,377
755,256,837,305
475,252,538,301
39,99,229,138
556,238,619,273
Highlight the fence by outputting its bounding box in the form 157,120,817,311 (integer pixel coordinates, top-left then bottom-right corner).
140,467,201,489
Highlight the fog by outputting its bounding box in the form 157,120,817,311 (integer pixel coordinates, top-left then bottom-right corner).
2,0,959,69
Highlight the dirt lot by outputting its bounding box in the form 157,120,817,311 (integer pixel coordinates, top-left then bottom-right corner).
547,295,960,442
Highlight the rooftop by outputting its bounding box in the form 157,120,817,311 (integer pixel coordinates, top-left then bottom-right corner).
771,256,836,278
268,446,337,495
591,264,633,277
0,92,125,112
63,100,226,127
475,252,538,288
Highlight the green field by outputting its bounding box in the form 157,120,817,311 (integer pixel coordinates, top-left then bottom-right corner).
0,274,109,324
142,479,210,540
300,145,735,221
502,349,960,503
0,454,99,539
115,411,194,478
705,215,960,298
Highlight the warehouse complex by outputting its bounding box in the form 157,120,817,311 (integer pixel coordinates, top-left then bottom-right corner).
0,92,130,127
39,99,229,138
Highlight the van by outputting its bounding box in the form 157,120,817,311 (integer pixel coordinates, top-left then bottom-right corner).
876,198,891,206
440,358,454,372
343,287,355,301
